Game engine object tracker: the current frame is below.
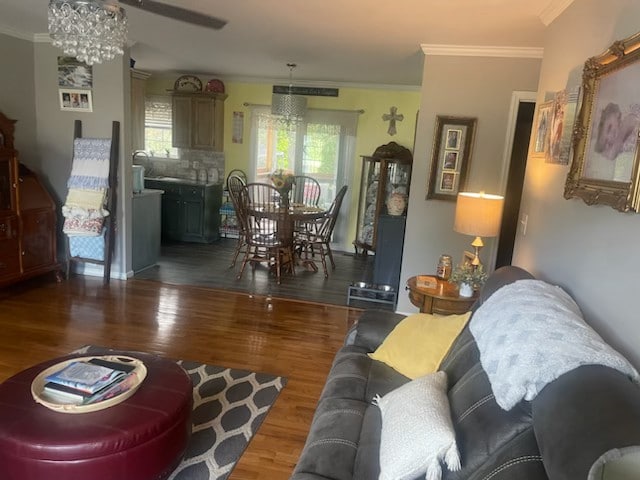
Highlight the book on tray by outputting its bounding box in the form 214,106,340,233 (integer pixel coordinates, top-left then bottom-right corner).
42,358,136,405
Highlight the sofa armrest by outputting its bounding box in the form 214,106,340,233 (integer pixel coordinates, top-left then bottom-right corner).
351,309,405,352
533,365,640,480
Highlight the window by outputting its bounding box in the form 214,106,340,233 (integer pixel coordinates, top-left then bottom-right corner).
144,95,178,158
249,106,359,248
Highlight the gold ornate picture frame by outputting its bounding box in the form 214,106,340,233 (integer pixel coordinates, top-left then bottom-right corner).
564,31,640,212
427,115,477,201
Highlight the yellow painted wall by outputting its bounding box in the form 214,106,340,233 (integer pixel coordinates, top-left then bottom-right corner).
146,76,420,249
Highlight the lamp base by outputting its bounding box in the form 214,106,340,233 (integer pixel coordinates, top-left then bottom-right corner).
470,236,484,268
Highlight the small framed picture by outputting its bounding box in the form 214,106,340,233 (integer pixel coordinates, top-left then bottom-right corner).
440,171,456,191
443,150,458,170
59,88,93,112
446,128,462,149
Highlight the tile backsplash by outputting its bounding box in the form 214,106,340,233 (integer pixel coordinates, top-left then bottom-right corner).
133,149,224,183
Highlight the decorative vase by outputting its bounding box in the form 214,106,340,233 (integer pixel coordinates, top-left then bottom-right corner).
386,192,407,216
459,282,473,298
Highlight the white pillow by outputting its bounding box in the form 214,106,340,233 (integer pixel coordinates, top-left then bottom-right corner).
373,371,461,480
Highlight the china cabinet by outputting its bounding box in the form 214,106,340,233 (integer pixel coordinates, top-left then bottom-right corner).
353,142,412,254
170,91,227,151
0,111,59,287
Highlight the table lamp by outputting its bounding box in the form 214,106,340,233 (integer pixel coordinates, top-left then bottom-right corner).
453,192,504,268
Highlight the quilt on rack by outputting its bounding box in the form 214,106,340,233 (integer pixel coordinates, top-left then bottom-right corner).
63,138,112,237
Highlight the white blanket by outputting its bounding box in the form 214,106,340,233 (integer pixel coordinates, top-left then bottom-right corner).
470,279,639,411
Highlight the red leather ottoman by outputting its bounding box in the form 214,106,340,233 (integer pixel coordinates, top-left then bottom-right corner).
0,351,193,480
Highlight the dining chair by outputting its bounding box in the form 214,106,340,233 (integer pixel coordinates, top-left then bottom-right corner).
290,175,321,206
226,174,248,268
297,185,348,278
226,168,247,189
237,183,295,284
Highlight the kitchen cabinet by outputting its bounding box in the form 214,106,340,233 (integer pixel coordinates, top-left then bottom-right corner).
353,142,412,254
0,111,59,287
170,91,227,151
130,68,150,151
144,178,222,243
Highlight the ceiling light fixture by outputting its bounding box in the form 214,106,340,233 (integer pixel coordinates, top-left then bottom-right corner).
48,0,128,65
271,63,307,126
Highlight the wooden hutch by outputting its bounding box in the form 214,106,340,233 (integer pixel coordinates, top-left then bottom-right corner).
0,111,60,287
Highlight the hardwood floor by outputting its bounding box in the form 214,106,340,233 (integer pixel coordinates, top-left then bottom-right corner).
134,238,383,309
0,274,363,479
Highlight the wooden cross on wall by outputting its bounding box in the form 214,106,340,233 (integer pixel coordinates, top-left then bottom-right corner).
382,106,404,136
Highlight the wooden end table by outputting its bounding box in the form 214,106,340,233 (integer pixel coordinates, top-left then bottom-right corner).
406,275,477,315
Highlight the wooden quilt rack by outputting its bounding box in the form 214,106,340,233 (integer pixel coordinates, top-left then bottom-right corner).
65,120,119,285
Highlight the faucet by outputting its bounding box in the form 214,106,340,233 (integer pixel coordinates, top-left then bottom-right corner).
132,150,149,162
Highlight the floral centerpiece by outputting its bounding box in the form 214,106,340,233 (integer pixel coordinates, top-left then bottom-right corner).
449,262,487,297
270,169,296,206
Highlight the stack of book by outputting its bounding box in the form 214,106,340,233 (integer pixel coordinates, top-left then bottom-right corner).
42,358,137,405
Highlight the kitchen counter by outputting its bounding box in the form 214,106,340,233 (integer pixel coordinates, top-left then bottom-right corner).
144,176,223,188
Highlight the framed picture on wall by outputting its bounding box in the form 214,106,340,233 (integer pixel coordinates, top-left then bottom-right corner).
59,89,93,113
427,115,477,200
564,31,640,212
531,100,553,158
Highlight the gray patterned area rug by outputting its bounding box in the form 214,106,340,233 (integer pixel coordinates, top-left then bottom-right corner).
76,346,287,480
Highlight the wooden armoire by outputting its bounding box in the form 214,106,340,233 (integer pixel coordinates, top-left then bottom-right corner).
0,111,60,287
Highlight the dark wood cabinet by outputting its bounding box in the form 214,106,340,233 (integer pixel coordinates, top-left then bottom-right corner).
145,178,222,243
0,111,59,287
170,91,227,151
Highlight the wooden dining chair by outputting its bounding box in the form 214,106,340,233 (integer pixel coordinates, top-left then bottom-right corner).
297,185,348,278
237,183,295,284
226,174,248,268
290,175,321,206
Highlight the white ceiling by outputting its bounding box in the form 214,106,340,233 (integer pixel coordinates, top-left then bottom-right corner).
0,0,574,87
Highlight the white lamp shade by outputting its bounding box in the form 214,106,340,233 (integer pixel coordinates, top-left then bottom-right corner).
454,192,504,238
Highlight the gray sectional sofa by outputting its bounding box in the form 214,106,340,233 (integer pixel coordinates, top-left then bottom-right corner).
291,266,640,480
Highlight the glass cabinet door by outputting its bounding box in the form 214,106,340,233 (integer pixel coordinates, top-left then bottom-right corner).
355,157,380,249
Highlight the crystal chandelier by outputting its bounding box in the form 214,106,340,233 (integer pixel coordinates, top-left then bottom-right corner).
48,0,128,65
271,63,307,126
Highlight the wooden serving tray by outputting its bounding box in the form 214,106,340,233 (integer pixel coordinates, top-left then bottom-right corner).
31,355,147,414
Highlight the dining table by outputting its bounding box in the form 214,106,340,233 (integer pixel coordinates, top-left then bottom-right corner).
247,202,327,272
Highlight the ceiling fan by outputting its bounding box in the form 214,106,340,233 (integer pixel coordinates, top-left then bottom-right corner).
118,0,227,30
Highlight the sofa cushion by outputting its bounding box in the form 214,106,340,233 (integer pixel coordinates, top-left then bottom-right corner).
353,309,406,351
369,312,471,379
446,363,543,479
374,371,460,480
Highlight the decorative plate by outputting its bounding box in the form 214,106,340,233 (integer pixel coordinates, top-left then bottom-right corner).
174,75,203,92
31,355,147,414
204,78,225,93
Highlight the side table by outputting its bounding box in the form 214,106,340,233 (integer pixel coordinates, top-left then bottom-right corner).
406,275,477,314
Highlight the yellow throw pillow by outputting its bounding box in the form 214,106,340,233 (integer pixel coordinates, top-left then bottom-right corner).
368,312,471,379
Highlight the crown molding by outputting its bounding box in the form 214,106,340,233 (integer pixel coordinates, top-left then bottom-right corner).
421,44,544,59
150,71,422,91
538,0,575,26
34,33,52,43
0,26,36,42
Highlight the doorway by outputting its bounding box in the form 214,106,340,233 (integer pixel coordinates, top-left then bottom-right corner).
495,97,535,268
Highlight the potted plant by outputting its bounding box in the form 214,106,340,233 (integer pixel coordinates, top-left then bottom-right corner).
449,263,487,297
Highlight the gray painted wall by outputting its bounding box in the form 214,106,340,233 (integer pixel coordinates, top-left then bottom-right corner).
397,55,541,312
514,0,640,367
0,33,132,276
0,34,37,170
